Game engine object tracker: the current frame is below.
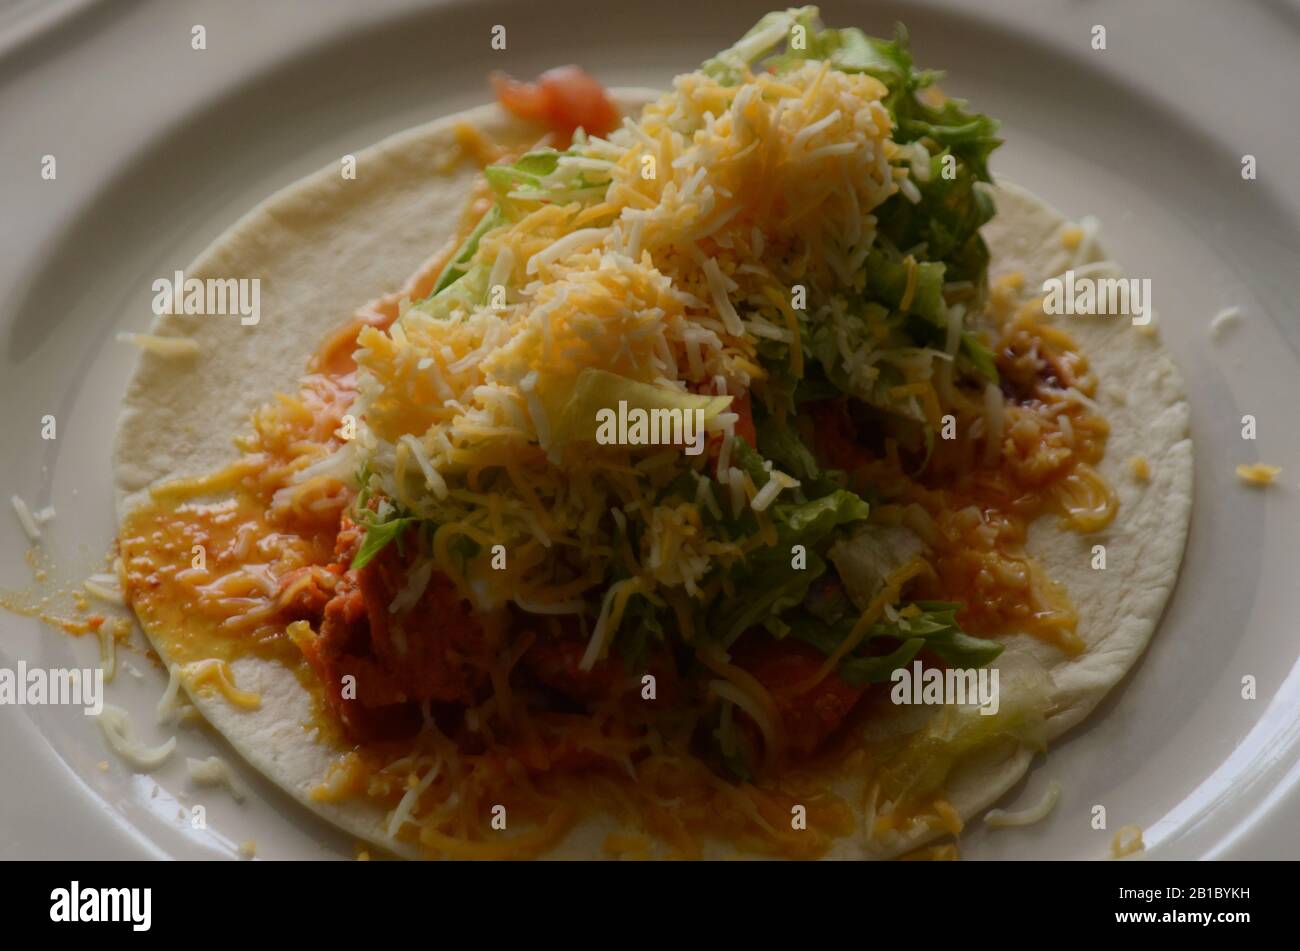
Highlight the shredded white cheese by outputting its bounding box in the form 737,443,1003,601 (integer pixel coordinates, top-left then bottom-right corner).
710,680,779,770
116,332,201,357
97,704,176,770
155,663,192,725
84,573,125,606
186,755,246,802
1209,306,1243,339
96,625,118,683
387,757,442,839
10,494,41,541
984,780,1062,828
389,557,433,614
750,470,797,513
525,227,606,275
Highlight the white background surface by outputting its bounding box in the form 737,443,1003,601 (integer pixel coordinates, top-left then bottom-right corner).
1,0,1298,860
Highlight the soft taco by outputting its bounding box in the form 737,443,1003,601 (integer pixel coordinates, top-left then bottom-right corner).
113,7,1191,859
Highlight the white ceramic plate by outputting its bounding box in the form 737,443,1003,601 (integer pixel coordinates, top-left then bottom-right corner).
2,0,1298,860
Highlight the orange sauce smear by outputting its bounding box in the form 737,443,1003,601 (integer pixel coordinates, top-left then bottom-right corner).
843,289,1117,655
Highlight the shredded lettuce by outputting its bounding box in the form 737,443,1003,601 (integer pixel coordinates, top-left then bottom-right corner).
862,246,946,322
755,409,821,483
771,490,871,549
702,6,822,85
415,264,490,319
790,599,1003,687
485,146,613,212
351,514,416,570
717,9,1002,423
549,367,733,448
484,149,566,197
430,204,504,297
706,448,871,645
616,590,667,670
710,548,828,646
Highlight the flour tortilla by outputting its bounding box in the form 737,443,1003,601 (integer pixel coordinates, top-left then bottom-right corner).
113,92,1192,859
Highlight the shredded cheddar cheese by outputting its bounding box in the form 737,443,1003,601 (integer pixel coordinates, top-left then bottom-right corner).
182,659,262,710
1111,824,1145,859
1236,463,1280,486
116,332,201,358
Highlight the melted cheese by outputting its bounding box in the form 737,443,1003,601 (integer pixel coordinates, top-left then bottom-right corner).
182,659,262,710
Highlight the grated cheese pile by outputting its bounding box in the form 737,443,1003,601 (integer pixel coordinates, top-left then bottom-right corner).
349,59,908,630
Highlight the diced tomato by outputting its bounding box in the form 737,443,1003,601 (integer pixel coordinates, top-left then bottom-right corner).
492,65,620,141
731,637,866,757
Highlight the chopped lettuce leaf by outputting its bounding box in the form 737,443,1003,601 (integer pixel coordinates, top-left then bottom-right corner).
706,471,870,645
771,489,871,550
789,596,1003,687
755,410,821,483
351,515,416,570
898,601,1005,669
874,155,997,291
549,368,733,448
616,590,667,670
710,549,827,646
959,330,999,383
862,245,946,322
484,149,564,197
430,204,503,297
485,147,612,211
413,264,490,319
829,523,925,609
839,638,926,684
702,6,822,85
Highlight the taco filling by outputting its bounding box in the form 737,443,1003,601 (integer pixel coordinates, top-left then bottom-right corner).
118,8,1119,859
